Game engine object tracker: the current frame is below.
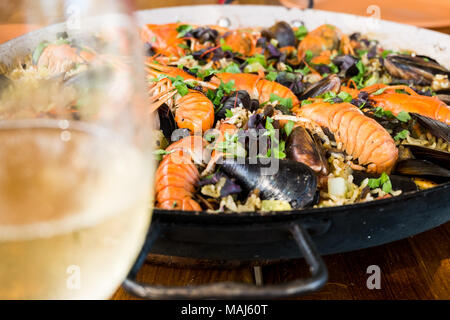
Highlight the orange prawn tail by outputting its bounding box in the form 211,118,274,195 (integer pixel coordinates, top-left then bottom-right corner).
367,86,450,125
297,102,398,174
175,91,215,133
141,23,186,58
213,73,299,107
155,136,207,211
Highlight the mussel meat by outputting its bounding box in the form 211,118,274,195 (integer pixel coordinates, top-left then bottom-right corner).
286,126,329,175
300,74,341,100
221,158,318,209
262,22,296,48
383,54,450,86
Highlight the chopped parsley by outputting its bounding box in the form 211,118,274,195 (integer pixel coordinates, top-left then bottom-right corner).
304,50,314,63
351,60,366,88
214,132,246,158
220,62,241,74
246,54,267,68
269,94,293,109
207,80,236,109
150,75,191,97
337,91,353,103
284,120,295,137
396,111,411,123
294,25,308,41
381,50,393,58
153,149,174,161
374,107,394,119
176,24,193,38
263,117,286,159
266,71,278,81
301,100,313,106
296,65,310,75
368,172,393,194
394,129,410,141
225,109,234,118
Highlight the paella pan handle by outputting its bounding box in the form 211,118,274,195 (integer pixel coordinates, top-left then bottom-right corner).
123,222,328,299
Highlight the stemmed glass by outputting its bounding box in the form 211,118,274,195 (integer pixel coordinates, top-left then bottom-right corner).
0,0,154,299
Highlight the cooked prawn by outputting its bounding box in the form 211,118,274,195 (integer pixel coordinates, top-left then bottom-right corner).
155,136,207,211
297,101,398,173
211,73,300,107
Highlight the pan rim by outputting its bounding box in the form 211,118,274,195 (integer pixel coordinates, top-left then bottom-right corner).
153,182,450,221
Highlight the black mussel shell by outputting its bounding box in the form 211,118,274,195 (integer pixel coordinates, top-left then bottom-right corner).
300,74,341,100
286,126,329,175
352,171,418,193
435,89,450,105
332,55,360,78
157,103,177,142
403,144,450,170
275,72,305,97
395,159,450,180
216,90,252,121
191,27,219,43
262,21,296,48
0,74,12,95
383,54,450,86
221,158,318,209
411,113,450,144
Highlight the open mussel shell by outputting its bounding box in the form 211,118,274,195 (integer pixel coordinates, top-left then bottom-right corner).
383,54,450,86
395,159,450,182
262,22,296,48
411,113,450,144
217,90,253,121
221,158,318,209
403,144,450,170
352,171,418,193
332,55,360,78
300,74,341,100
286,126,329,176
435,89,450,105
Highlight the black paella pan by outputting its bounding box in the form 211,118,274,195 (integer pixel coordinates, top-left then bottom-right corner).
1,5,449,299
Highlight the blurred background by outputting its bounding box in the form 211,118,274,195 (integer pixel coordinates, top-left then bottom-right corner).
0,0,449,43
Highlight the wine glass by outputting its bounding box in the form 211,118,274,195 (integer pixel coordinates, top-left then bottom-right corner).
0,0,154,299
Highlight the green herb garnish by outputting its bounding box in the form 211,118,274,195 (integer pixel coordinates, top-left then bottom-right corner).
284,120,295,137
294,25,308,41
266,71,278,81
368,172,393,194
176,24,193,38
396,111,411,123
269,94,293,109
394,129,410,141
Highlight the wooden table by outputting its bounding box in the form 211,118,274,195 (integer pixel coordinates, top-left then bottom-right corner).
1,0,449,300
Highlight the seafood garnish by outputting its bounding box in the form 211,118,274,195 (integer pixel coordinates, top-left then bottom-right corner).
5,21,450,212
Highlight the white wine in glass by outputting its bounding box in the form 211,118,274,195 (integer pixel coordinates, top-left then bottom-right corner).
0,0,154,299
